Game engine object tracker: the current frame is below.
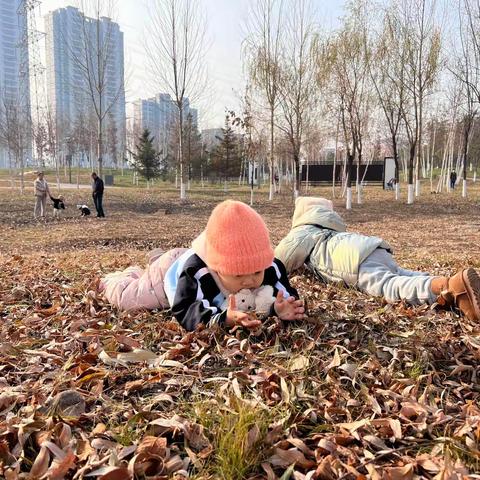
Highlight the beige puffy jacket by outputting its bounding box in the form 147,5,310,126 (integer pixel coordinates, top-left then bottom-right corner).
274,197,391,285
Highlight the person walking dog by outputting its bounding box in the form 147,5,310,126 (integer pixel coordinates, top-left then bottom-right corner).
34,171,50,219
91,172,105,217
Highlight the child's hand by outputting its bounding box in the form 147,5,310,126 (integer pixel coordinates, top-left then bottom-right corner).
274,291,305,321
225,295,262,329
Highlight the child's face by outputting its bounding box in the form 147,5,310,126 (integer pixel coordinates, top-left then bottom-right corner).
217,270,265,294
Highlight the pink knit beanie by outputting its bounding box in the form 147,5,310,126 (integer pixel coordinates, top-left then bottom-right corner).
205,200,274,275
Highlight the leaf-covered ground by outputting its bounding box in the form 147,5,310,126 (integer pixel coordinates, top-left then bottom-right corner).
1,183,480,479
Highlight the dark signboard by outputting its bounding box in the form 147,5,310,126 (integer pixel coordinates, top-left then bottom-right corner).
301,163,385,183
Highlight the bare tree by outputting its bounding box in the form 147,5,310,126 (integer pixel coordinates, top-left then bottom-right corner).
58,0,125,176
395,0,442,204
33,122,47,170
244,0,284,201
320,2,372,209
370,5,408,200
44,107,61,189
147,0,208,199
0,96,30,193
276,0,318,198
451,0,480,197
106,114,119,169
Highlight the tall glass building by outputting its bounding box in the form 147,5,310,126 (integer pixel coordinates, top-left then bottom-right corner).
44,6,125,166
132,93,198,156
0,0,31,169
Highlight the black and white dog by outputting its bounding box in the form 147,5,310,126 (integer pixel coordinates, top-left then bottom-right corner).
77,204,91,217
51,195,65,218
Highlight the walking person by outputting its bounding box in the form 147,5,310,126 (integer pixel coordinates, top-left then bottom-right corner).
34,171,50,219
450,170,457,190
91,172,105,217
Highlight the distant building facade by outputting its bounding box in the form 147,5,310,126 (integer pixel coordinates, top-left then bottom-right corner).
132,93,198,155
201,128,223,152
0,0,31,168
44,6,125,166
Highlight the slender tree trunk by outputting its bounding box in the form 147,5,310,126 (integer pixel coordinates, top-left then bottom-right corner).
305,155,309,193
407,143,415,204
415,93,423,198
293,150,300,199
346,151,353,210
179,107,186,199
18,154,25,195
462,124,470,198
269,107,274,200
250,160,255,206
356,151,362,204
332,120,339,198
8,150,15,191
392,139,400,201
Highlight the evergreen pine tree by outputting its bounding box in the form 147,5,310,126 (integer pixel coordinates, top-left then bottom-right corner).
215,115,238,187
130,129,162,186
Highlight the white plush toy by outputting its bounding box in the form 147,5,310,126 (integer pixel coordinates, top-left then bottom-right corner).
234,289,256,312
231,285,276,316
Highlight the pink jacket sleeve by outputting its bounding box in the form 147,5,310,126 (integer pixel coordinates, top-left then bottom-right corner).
100,248,188,311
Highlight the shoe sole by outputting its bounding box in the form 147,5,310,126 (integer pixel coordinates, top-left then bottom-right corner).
462,268,480,320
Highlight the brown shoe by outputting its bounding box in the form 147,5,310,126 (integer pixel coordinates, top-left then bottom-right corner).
431,268,480,321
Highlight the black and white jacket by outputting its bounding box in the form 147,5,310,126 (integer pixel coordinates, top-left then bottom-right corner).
164,250,298,331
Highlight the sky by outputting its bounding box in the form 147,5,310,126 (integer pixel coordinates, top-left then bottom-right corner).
38,0,345,129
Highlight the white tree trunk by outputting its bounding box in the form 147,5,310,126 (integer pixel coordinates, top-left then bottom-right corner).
407,184,414,204
250,188,254,206
415,178,421,197
346,187,352,210
55,155,60,190
395,182,400,201
294,188,299,199
357,183,362,204
473,171,477,182
180,181,186,199
462,179,467,198
269,182,274,201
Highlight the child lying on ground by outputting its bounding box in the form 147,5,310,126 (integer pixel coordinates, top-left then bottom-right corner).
275,196,480,321
101,200,305,331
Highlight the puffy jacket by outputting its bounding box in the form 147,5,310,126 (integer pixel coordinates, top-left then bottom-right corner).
274,197,391,285
100,247,188,311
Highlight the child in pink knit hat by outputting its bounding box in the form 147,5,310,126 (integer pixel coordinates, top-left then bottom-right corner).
163,200,305,331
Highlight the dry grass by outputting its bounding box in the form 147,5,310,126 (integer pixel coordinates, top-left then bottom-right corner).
1,180,480,479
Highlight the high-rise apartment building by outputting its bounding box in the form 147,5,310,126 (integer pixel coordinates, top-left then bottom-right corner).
132,93,198,156
44,6,125,166
0,0,31,168
201,128,223,151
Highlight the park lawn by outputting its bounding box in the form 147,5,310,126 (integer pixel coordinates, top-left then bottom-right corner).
1,182,480,479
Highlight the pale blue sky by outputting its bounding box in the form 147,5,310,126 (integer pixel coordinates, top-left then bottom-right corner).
39,0,345,128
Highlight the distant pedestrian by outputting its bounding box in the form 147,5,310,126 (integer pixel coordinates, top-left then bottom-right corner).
91,172,105,217
34,171,50,219
450,170,457,190
386,178,396,190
